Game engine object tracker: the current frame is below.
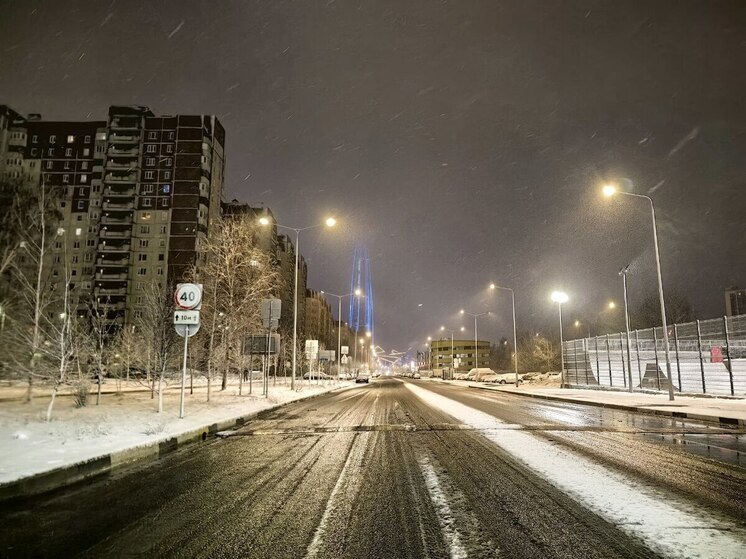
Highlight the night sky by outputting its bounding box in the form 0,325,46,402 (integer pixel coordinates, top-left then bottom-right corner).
1,1,745,354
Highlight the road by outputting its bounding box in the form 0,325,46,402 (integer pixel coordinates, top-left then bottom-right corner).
2,378,745,558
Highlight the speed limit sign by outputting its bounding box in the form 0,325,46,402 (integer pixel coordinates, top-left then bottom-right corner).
174,283,203,310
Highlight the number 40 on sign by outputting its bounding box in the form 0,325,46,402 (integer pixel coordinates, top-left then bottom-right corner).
174,283,203,310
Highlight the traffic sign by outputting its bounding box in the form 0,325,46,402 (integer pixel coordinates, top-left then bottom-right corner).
174,310,200,325
176,323,200,338
175,283,203,310
341,345,349,355
261,298,281,329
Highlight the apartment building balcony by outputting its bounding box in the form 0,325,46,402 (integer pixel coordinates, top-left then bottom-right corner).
99,228,131,239
109,118,140,131
109,133,140,144
95,287,128,297
97,243,131,252
104,172,137,183
103,187,136,198
107,146,139,157
96,256,129,267
95,271,128,280
102,201,134,211
100,215,132,226
106,160,138,170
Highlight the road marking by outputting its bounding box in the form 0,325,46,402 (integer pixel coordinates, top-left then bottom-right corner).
417,456,469,559
405,382,746,559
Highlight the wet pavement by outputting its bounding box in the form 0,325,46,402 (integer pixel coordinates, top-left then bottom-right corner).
1,378,744,558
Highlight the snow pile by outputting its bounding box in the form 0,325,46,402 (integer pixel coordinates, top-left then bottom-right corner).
0,381,350,485
405,382,746,559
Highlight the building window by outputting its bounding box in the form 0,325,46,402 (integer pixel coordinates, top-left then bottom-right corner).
32,135,38,143
158,253,165,261
146,157,155,166
165,144,173,153
141,212,152,220
84,135,91,143
73,241,80,249
163,171,171,180
136,296,143,304
87,239,95,247
143,198,152,207
142,183,154,193
65,148,72,156
159,198,169,208
159,239,166,247
160,225,167,234
137,282,144,290
96,132,107,141
157,267,163,276
62,174,70,183
137,268,147,276
77,201,85,209
79,187,85,196
140,225,150,234
75,227,82,236
83,148,90,156
49,135,56,144
163,184,170,194
138,254,147,261
81,175,87,183
168,132,175,140
148,131,157,140
146,144,156,153
144,171,154,179
81,161,88,170
67,135,75,143
48,148,55,157
139,239,149,248
71,255,79,264
64,161,71,170
46,161,53,170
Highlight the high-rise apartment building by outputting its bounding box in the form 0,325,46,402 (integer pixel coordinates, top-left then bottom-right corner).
0,104,225,331
725,287,745,317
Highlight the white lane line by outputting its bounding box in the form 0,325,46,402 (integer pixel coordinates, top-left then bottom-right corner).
417,456,469,559
405,382,746,559
305,434,365,559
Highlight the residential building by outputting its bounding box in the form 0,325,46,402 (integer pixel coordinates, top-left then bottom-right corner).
0,104,225,331
304,288,334,349
429,339,491,372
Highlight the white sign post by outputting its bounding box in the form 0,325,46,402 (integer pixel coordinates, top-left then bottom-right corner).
174,283,202,419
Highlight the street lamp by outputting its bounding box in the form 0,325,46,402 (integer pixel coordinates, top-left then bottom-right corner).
320,288,362,381
489,282,520,386
460,309,489,370
259,215,336,390
603,183,674,401
440,325,464,379
550,291,569,387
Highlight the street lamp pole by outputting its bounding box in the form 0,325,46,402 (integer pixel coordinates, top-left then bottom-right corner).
604,185,674,401
440,326,464,379
460,310,489,370
490,284,519,385
551,291,569,387
619,265,634,392
259,216,336,391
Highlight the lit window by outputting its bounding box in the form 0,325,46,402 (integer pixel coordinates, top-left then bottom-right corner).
81,175,87,183
67,135,75,143
75,228,82,236
83,148,90,156
65,148,72,156
84,135,91,143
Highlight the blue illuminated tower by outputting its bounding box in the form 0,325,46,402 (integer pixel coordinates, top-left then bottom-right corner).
349,246,374,340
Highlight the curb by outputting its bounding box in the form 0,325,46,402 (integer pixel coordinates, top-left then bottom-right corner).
0,386,347,503
463,384,746,428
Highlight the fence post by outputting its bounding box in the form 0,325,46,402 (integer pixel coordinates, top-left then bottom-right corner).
673,324,682,392
583,337,590,385
653,328,660,391
595,335,601,384
606,334,612,387
696,319,706,394
634,329,642,386
723,316,734,396
573,339,579,385
619,332,627,388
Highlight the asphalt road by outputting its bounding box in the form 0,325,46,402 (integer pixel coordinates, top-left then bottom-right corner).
1,378,745,558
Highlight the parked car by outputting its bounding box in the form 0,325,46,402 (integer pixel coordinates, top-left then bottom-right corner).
412,372,421,379
303,371,332,380
466,368,497,381
355,372,370,383
488,372,523,385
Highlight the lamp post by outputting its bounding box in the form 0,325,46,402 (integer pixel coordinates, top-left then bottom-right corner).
320,288,362,381
259,216,336,391
619,264,634,392
427,336,432,372
603,184,674,401
551,291,569,387
460,309,489,370
440,325,464,379
489,283,520,386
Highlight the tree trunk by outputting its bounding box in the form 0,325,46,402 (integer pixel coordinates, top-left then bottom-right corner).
96,379,101,405
45,385,58,423
221,369,227,391
207,376,211,403
157,372,164,413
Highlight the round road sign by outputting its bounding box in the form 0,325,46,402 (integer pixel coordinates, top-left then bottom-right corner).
175,283,202,310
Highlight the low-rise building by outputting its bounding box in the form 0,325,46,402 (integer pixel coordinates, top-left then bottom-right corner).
429,339,491,372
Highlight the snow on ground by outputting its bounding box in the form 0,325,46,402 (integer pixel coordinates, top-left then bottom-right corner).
405,381,746,559
0,379,351,485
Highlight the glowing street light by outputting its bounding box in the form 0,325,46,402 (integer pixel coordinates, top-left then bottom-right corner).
608,301,616,310
550,291,569,386
259,215,337,390
603,182,675,401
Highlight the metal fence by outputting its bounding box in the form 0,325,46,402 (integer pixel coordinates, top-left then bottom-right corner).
563,315,746,396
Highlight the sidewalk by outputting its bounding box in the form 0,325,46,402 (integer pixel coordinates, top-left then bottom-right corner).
0,379,353,501
431,379,746,427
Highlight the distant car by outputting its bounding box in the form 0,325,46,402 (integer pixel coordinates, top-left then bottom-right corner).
413,372,421,379
489,372,523,385
303,371,332,380
355,372,370,383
